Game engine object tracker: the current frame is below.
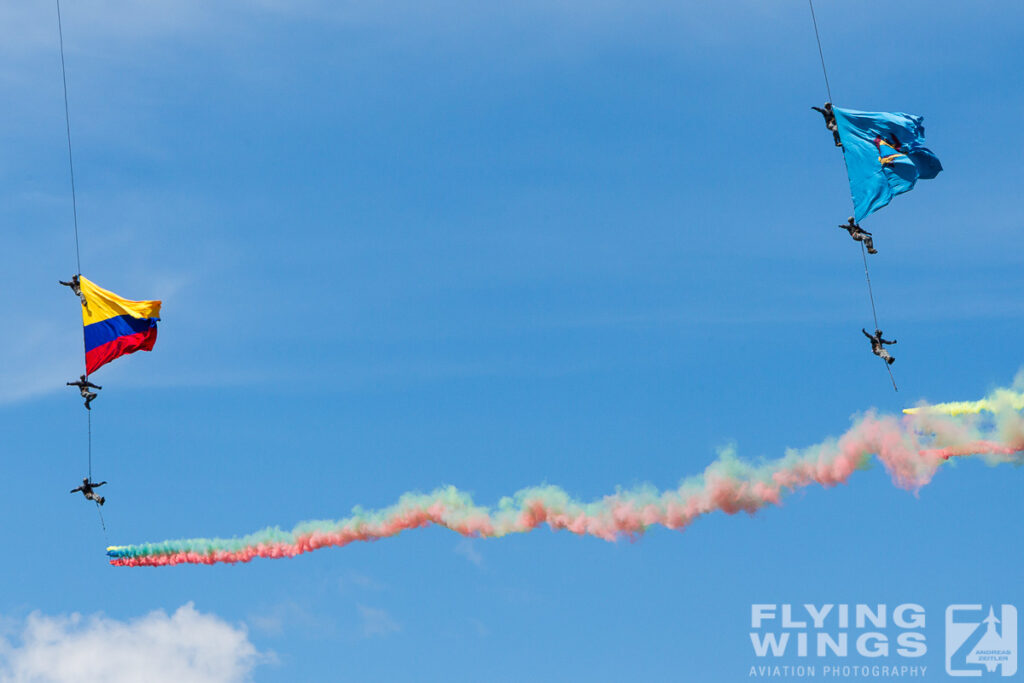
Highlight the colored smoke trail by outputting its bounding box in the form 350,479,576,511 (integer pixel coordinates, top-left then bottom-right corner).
109,384,1024,567
904,373,1024,416
903,393,1024,416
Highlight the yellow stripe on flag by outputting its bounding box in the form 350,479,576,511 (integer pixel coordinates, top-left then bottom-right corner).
80,275,162,326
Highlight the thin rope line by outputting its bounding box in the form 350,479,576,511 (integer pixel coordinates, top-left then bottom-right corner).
87,408,92,480
860,243,897,392
860,242,879,330
808,0,833,103
885,361,898,393
809,1,893,393
56,0,105,541
96,502,108,538
56,0,82,275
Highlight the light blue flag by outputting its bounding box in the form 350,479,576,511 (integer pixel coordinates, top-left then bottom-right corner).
834,107,942,222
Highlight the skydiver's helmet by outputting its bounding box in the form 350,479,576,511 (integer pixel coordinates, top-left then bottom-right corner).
824,102,833,112
875,329,883,337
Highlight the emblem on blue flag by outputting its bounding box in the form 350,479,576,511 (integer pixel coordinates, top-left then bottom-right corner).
833,107,942,222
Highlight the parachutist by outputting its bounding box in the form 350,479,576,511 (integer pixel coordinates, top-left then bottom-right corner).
862,328,896,364
839,217,877,254
59,275,87,306
71,477,106,505
67,374,101,410
812,102,842,147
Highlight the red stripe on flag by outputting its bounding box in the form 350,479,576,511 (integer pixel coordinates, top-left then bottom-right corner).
85,327,158,375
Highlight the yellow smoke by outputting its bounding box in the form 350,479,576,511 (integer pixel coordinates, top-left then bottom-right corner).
904,389,1024,416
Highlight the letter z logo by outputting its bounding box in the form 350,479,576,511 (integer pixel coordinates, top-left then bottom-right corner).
946,605,1017,677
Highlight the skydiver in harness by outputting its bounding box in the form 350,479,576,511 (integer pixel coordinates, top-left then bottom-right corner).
59,274,87,306
67,375,102,410
812,102,843,147
862,328,896,364
70,477,107,505
839,217,877,254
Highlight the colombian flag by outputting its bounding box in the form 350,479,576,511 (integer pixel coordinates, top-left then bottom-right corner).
80,276,161,375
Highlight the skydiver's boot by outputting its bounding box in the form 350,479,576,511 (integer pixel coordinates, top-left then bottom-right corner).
96,496,105,506
864,236,878,255
887,356,895,365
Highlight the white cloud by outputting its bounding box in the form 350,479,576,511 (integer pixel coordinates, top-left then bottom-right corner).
247,600,336,640
0,603,267,683
468,618,489,638
454,538,484,568
338,571,385,593
0,318,82,406
356,605,400,638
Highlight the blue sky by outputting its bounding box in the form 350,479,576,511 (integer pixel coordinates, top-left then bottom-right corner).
2,1,1022,680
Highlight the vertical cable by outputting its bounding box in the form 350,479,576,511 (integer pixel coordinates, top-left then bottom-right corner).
96,503,108,537
860,242,879,331
808,0,833,103
56,0,82,275
809,2,894,392
88,409,92,480
57,2,109,522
